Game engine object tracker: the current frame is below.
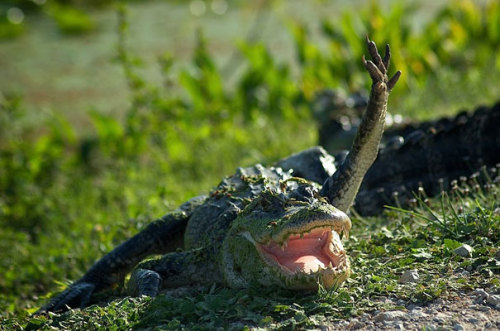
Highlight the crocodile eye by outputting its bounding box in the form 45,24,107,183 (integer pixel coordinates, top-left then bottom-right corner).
256,192,284,212
288,184,316,202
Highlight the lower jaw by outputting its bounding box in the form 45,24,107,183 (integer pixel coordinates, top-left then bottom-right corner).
278,260,350,290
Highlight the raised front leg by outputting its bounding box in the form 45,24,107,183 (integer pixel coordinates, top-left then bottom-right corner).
320,36,401,212
37,196,206,314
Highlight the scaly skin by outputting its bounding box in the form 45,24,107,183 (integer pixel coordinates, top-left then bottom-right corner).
313,80,499,216
36,37,399,314
355,101,500,215
320,37,401,212
221,181,351,290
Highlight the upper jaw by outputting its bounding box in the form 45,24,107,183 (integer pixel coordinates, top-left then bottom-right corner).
253,206,352,245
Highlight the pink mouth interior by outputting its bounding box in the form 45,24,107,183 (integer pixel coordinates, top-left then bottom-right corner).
260,228,341,274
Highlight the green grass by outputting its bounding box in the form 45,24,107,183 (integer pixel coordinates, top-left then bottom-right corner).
7,183,499,330
1,0,499,329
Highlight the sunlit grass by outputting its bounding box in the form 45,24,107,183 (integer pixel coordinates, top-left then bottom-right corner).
0,0,499,328
8,185,498,330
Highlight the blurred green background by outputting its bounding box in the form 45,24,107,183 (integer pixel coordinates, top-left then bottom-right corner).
0,0,499,323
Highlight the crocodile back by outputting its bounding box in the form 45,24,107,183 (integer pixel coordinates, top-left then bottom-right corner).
355,102,500,215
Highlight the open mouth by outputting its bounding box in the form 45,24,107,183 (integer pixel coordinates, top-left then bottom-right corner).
258,227,347,275
239,216,351,289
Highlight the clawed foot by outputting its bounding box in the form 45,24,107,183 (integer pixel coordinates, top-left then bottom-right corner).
363,36,401,91
128,268,161,297
36,269,162,315
35,282,95,315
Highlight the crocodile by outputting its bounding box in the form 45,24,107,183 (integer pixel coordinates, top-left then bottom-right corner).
355,101,500,215
37,37,400,314
314,92,500,215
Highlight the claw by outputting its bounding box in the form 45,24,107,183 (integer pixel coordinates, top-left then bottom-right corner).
383,44,391,70
364,37,400,91
365,35,385,73
363,55,384,82
388,70,402,91
35,282,95,315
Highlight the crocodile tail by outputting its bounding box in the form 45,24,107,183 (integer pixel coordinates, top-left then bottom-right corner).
354,101,500,216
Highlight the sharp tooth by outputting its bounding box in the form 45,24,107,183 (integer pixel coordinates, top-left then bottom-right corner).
343,224,350,239
317,265,322,273
283,240,288,248
328,261,334,269
281,244,285,252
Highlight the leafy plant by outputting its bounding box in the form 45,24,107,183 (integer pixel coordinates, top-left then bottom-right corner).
0,1,499,328
290,0,500,117
45,3,95,35
387,166,500,242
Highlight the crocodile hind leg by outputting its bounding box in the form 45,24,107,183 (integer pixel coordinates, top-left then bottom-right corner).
36,196,206,314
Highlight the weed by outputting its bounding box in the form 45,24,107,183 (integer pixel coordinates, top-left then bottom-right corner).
0,1,499,328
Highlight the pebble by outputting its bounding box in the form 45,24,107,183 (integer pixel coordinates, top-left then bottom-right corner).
409,310,428,319
396,299,406,306
425,308,438,315
434,298,444,305
349,320,363,329
337,320,349,326
433,317,445,324
454,244,473,257
487,294,500,306
399,269,420,283
359,313,370,321
374,311,408,322
473,288,489,303
478,305,490,312
382,320,394,327
394,322,404,330
309,289,500,330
